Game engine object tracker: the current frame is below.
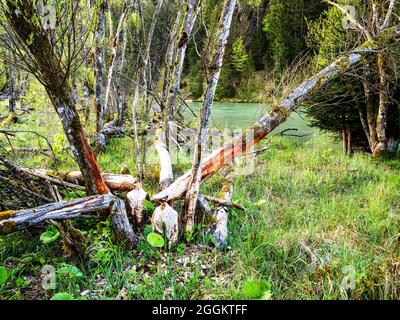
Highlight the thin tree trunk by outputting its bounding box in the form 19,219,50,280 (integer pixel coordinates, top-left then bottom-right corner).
116,19,128,125
342,128,348,154
94,0,107,139
8,48,16,113
362,61,379,153
375,52,390,156
168,0,202,118
162,0,184,113
104,4,129,116
346,125,352,156
183,0,236,234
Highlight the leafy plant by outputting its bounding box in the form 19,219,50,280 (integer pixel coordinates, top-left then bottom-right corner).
40,226,61,244
57,263,84,279
242,279,272,300
50,292,75,300
0,267,9,286
16,277,30,288
146,233,165,248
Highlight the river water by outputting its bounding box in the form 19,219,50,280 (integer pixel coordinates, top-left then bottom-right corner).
185,102,315,141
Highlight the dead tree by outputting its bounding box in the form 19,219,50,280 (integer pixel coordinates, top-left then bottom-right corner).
116,12,129,125
1,1,110,195
167,0,202,122
0,195,138,249
161,0,185,112
163,0,203,148
103,2,130,117
183,0,237,234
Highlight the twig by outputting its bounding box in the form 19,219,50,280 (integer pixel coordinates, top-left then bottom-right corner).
201,194,246,211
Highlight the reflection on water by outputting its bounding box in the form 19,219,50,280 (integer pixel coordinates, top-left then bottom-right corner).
184,102,315,141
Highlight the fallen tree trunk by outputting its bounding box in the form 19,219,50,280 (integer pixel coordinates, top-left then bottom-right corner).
0,156,137,192
152,48,373,203
0,194,138,249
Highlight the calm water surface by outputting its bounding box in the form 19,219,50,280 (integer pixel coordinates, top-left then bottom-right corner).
185,102,315,141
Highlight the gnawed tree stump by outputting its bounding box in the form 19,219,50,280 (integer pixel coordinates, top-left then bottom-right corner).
154,127,174,192
126,184,148,225
151,203,178,248
210,179,233,248
0,194,138,249
151,127,179,247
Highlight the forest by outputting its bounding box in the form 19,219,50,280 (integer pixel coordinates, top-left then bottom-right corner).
0,0,399,301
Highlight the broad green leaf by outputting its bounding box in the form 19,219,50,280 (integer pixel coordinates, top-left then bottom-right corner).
146,232,165,248
40,227,60,244
50,292,75,300
0,267,9,285
57,263,83,278
242,280,271,299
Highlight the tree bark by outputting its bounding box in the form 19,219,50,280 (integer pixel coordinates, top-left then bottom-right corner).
104,4,129,116
374,52,390,156
94,0,107,140
8,48,17,113
168,0,202,118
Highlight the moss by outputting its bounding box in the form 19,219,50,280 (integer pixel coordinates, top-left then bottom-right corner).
270,105,290,121
0,220,17,234
0,210,16,220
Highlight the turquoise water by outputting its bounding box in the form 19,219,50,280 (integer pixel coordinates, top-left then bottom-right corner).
185,102,315,141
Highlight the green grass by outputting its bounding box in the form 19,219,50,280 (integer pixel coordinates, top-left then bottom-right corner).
1,133,400,300
1,87,400,300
